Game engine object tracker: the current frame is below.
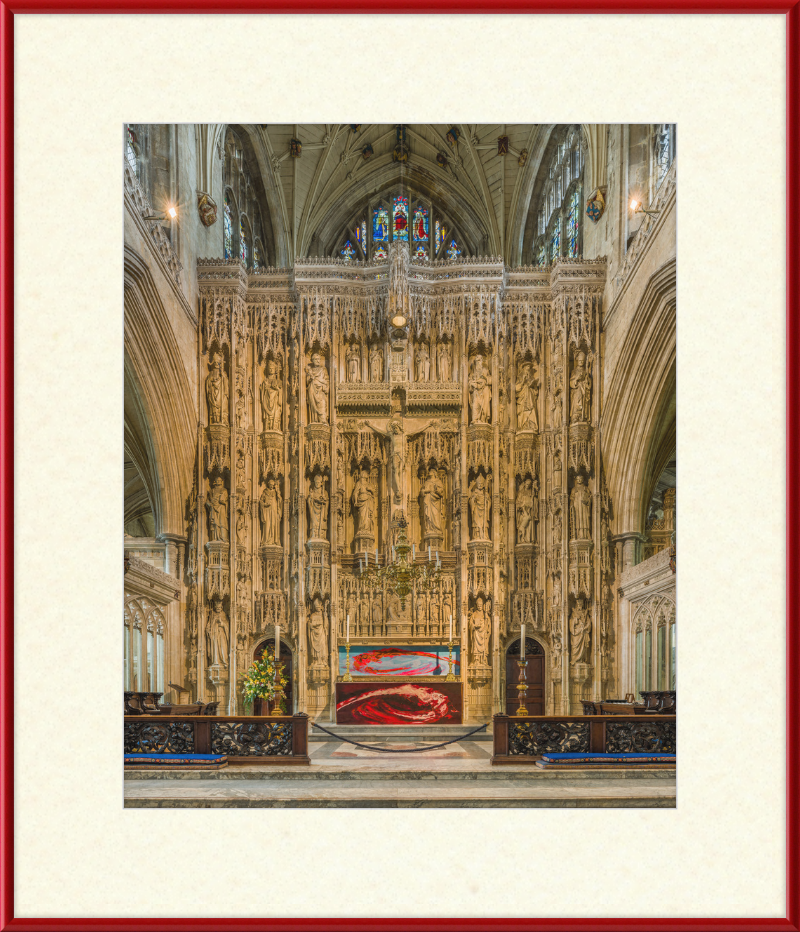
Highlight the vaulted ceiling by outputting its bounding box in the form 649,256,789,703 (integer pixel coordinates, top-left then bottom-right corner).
232,124,558,267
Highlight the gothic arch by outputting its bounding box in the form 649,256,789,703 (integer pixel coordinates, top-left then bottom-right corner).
602,258,676,539
124,245,195,537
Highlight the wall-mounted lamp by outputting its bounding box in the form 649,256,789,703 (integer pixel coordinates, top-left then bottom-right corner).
143,206,178,222
629,198,660,218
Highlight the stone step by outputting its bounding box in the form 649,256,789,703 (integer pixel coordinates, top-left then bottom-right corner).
124,777,676,808
124,764,676,782
307,723,493,742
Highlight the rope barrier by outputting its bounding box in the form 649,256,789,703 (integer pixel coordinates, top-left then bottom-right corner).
310,721,490,753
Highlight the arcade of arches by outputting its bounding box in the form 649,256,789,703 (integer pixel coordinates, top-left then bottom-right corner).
123,123,676,722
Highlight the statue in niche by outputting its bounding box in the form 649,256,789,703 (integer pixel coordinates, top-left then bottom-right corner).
552,508,563,545
205,597,229,666
415,343,431,382
570,475,592,540
360,594,370,632
346,343,361,383
468,355,492,424
235,372,246,430
346,590,358,632
469,597,490,665
430,599,441,637
553,446,563,487
531,475,540,542
415,594,427,633
371,597,383,633
442,593,453,634
306,474,329,540
549,374,563,428
388,420,404,505
350,468,375,538
468,474,492,541
205,353,229,425
259,478,282,546
260,359,283,432
569,352,592,423
306,353,329,424
308,596,328,665
369,344,384,382
515,361,539,432
206,476,229,542
387,592,406,627
570,601,592,663
437,341,451,382
236,500,248,548
419,469,445,539
516,478,533,544
235,447,246,491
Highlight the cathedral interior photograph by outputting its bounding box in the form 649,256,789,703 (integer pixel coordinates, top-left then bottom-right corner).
123,122,677,807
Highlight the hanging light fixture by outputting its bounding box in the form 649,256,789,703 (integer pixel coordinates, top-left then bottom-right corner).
358,514,441,610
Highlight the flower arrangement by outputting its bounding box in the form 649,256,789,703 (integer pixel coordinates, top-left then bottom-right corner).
241,651,288,710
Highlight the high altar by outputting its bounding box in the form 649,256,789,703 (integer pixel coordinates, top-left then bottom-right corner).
187,242,610,721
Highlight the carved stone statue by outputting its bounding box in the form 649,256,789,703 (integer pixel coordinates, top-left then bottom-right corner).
259,478,282,546
468,474,491,541
420,470,445,540
415,343,431,382
308,596,327,664
346,343,361,383
306,353,329,424
516,478,533,544
206,353,229,425
570,601,591,663
570,475,592,540
369,344,383,382
260,359,282,431
205,597,229,666
307,474,329,540
236,500,248,548
570,351,592,423
205,476,229,542
469,597,490,665
415,594,427,633
469,355,492,424
531,475,539,542
515,361,539,432
438,342,451,382
350,468,375,539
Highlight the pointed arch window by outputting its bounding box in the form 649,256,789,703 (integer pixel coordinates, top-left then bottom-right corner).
239,215,249,266
549,225,561,263
392,196,409,241
435,220,447,255
253,238,262,272
224,192,233,260
531,126,584,264
341,240,356,261
566,186,581,258
355,220,367,256
126,127,138,177
654,123,676,189
446,239,461,261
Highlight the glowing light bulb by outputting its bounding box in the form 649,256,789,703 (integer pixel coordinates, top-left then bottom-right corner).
167,206,177,220
630,198,640,212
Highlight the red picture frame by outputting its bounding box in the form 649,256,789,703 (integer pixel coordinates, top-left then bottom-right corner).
1,3,797,929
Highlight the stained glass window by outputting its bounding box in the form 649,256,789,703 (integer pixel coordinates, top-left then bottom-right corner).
566,187,580,258
373,243,388,260
373,206,389,244
253,239,261,272
414,244,427,261
392,196,409,241
341,240,356,261
549,225,560,263
126,127,138,176
239,216,248,266
446,239,461,261
224,193,233,260
435,220,447,254
356,220,367,255
412,205,429,243
655,124,676,188
536,243,546,267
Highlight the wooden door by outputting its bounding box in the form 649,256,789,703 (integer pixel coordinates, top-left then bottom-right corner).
506,637,544,715
254,640,294,713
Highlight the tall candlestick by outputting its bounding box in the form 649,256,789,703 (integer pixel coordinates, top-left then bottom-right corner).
375,547,378,563
346,614,350,642
275,623,279,660
521,623,525,652
412,543,415,560
449,614,453,641
428,544,431,562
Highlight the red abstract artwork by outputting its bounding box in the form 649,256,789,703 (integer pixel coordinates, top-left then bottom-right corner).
335,682,463,725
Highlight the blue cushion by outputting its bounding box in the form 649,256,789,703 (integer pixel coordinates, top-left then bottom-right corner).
125,753,226,764
541,752,674,764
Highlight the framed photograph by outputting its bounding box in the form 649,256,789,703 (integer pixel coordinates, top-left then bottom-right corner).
3,3,796,928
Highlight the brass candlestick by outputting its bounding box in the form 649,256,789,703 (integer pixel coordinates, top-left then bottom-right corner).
342,642,353,682
516,658,529,716
444,640,456,681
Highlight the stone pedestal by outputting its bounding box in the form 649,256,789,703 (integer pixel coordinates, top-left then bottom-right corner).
305,540,331,601
467,541,492,598
260,544,284,592
205,541,230,600
259,431,284,481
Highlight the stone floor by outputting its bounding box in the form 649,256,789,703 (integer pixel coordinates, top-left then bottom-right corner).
124,739,676,808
